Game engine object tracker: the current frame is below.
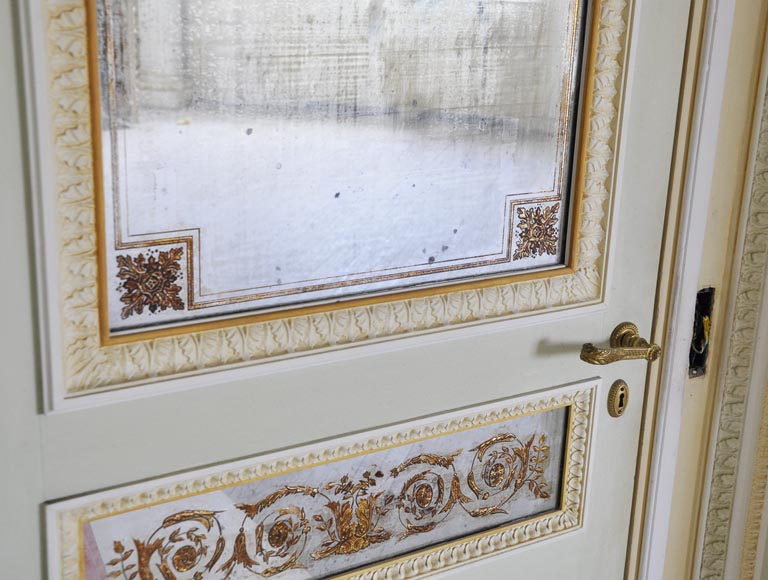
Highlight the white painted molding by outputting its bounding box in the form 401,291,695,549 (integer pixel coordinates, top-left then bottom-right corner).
18,0,61,412
638,1,737,578
731,356,768,579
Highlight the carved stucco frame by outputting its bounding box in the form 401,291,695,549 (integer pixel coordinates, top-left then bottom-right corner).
36,0,628,402
46,384,594,580
697,54,768,580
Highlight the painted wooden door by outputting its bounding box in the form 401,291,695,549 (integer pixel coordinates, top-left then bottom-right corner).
0,0,691,578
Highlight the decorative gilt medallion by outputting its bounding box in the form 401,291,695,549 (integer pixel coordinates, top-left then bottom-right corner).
513,203,562,261
47,385,594,580
116,248,186,319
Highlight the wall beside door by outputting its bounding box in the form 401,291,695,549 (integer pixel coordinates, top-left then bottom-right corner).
0,0,45,578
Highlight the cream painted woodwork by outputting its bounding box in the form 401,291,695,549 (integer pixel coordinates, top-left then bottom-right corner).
1,0,694,579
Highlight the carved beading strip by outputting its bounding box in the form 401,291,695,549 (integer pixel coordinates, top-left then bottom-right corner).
739,382,768,580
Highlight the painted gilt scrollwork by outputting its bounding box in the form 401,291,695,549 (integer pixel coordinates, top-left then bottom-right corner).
392,433,551,540
107,511,226,580
105,433,552,580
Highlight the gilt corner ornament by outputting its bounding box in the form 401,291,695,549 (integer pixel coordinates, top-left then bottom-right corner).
116,248,186,320
513,203,562,261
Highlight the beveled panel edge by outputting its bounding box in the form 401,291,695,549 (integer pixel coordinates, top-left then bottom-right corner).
37,0,627,401
46,382,596,580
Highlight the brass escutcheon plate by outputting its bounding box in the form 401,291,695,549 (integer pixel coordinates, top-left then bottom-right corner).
607,380,629,418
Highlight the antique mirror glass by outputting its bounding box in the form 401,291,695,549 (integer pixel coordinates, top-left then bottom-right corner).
94,0,588,336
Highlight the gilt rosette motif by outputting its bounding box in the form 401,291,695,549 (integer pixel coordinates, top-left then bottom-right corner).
116,247,186,319
513,203,561,261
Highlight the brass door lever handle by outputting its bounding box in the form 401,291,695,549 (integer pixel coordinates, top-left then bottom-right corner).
580,322,661,365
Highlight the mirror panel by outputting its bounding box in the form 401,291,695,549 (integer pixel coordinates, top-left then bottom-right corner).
95,0,587,335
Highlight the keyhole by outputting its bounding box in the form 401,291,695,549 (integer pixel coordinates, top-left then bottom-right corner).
608,380,630,417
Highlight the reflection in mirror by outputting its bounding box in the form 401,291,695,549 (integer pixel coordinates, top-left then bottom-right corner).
94,0,588,334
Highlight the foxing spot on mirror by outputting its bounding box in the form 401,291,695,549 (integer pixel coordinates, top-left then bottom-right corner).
94,0,588,337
